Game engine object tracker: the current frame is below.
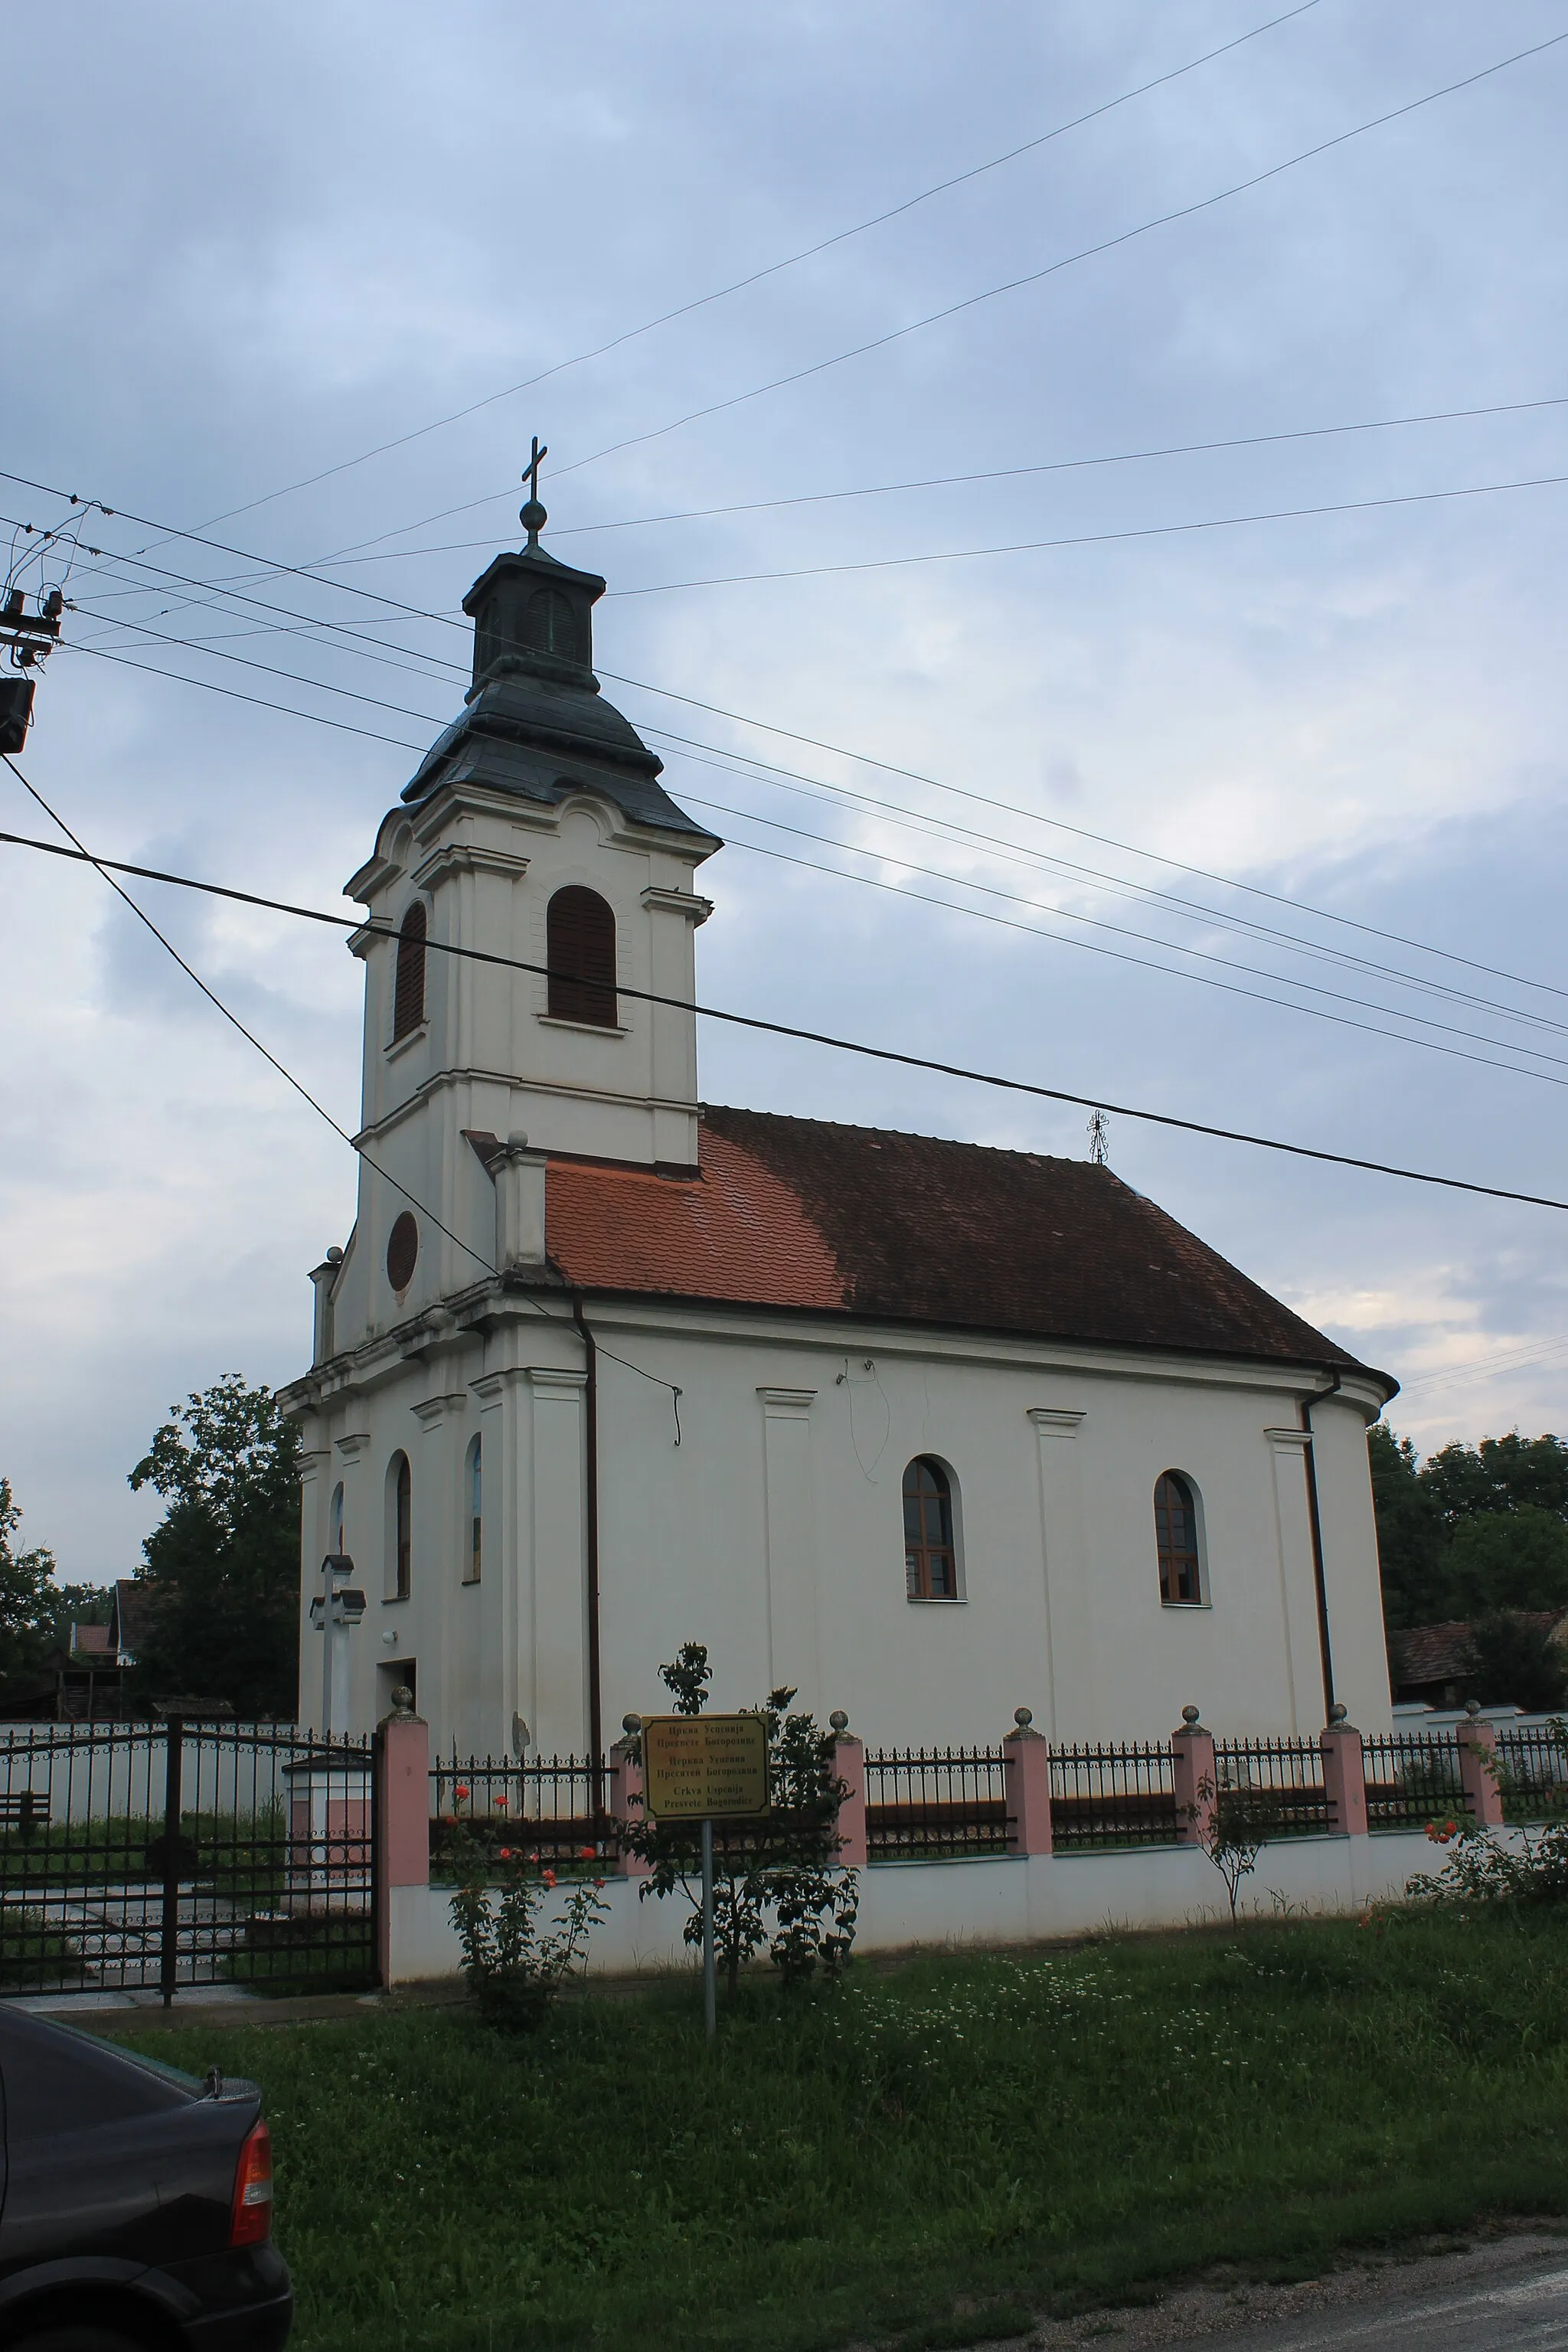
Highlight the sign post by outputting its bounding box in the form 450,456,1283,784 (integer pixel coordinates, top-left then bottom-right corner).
640,1713,769,2041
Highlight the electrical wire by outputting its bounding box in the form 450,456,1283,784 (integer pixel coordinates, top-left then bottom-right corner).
49,604,1568,1084
1394,1332,1568,1400
5,816,1568,1218
161,0,1327,538
0,758,684,1422
602,470,1568,598
546,30,1568,488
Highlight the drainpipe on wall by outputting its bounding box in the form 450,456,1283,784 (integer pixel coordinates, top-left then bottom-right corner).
1299,1372,1342,1723
570,1291,604,1805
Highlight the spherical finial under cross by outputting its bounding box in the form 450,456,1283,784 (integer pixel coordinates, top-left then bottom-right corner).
520,495,547,541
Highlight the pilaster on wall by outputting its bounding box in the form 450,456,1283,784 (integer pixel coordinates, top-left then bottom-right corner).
471,1368,528,1761
410,1392,469,1746
1027,1408,1093,1742
530,1367,590,1757
757,1388,822,1709
1265,1426,1327,1736
296,1449,331,1725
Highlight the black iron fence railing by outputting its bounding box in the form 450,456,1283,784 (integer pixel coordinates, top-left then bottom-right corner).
1213,1737,1331,1838
0,1720,376,2000
1493,1720,1568,1823
430,1755,608,1881
1361,1731,1468,1832
1048,1742,1179,1851
862,1746,1009,1860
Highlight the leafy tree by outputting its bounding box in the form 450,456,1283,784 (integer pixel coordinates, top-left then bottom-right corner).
1463,1613,1568,1715
1421,1432,1568,1531
0,1479,61,1682
1367,1425,1446,1628
126,1375,302,1717
1446,1507,1568,1617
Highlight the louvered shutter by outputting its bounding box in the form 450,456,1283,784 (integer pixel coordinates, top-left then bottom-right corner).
547,887,616,1026
393,903,426,1039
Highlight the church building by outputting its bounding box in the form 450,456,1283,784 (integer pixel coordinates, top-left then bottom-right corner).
283,485,1397,1759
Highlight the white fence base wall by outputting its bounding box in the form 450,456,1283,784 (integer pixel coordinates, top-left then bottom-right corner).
386,1830,1451,1987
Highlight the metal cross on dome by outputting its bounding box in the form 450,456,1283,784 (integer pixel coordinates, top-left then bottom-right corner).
520,435,549,544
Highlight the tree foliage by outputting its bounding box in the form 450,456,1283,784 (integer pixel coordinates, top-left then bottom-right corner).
0,1480,110,1687
1370,1423,1568,1632
127,1374,301,1717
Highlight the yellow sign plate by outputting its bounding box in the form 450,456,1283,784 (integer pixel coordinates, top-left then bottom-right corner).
642,1713,770,1820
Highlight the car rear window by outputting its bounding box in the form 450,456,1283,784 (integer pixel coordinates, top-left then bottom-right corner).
0,2014,194,2141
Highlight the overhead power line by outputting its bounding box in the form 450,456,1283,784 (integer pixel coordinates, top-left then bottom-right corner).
602,470,1568,599
164,0,1326,537
5,816,1567,1219
546,29,1568,488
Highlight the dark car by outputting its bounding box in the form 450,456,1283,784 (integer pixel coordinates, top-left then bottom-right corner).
0,2003,292,2350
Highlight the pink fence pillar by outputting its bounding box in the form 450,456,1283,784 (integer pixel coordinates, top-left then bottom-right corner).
1003,1707,1053,1856
830,1713,867,1868
375,1687,430,1987
1171,1705,1217,1846
609,1716,649,1878
1458,1704,1506,1828
1318,1708,1368,1835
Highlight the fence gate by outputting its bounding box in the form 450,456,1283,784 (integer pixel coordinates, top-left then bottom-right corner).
0,1720,378,2003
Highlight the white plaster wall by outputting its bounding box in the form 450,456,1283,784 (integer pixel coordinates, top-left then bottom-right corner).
292,1298,1392,1753
386,1829,1445,1985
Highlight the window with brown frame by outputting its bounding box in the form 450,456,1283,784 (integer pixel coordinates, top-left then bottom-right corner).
903,1456,958,1599
392,1452,413,1601
393,902,426,1040
547,886,616,1027
1155,1470,1203,1605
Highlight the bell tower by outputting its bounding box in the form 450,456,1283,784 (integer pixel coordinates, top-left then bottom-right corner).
327,447,722,1342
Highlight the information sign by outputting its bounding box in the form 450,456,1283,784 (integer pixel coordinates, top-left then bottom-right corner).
642,1713,769,1820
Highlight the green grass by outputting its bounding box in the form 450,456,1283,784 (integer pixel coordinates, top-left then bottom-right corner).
116,1909,1568,2352
0,1909,83,1988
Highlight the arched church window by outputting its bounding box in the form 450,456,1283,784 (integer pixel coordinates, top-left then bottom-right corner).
547,887,617,1027
903,1456,959,1600
1155,1471,1204,1605
465,1436,482,1586
393,901,426,1040
329,1481,345,1557
524,586,578,661
388,1452,413,1601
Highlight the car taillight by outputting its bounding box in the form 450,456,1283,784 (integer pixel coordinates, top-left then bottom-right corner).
230,2118,273,2247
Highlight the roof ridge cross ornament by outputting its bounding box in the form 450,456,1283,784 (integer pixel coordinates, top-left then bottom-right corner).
520,435,549,546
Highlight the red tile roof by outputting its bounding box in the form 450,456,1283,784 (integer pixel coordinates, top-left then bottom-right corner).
1390,1612,1568,1689
543,1104,1381,1374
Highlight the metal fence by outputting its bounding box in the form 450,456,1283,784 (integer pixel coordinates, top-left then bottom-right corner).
1214,1737,1331,1838
1494,1720,1568,1823
430,1754,607,1881
863,1746,1010,1860
1361,1731,1468,1833
1048,1742,1180,1850
0,1720,377,2001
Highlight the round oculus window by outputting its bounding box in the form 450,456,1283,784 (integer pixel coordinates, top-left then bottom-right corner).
386,1210,418,1293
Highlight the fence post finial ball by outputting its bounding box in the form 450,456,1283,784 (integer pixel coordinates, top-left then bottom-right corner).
1465,1697,1482,1717
1014,1707,1034,1729
1181,1704,1201,1727
1329,1701,1348,1724
829,1710,849,1734
390,1684,415,1719
622,1713,642,1736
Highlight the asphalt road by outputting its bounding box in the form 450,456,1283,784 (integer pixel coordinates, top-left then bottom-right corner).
1009,2236,1568,2352
1172,2256,1568,2351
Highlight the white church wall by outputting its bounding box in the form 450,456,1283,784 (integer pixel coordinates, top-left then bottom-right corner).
295,1296,1391,1753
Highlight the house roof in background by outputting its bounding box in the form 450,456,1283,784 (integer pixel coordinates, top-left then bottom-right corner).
541,1104,1387,1376
1388,1611,1568,1689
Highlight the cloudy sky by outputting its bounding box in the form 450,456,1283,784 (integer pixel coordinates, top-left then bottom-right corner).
4,0,1567,1580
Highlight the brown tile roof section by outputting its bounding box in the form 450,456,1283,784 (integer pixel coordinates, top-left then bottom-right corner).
1390,1612,1568,1687
544,1104,1374,1372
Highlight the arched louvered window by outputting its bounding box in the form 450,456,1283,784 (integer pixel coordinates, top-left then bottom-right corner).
465,1436,482,1586
1155,1471,1204,1605
547,886,617,1027
393,902,426,1040
388,1452,413,1601
525,586,578,660
903,1456,959,1600
329,1482,345,1556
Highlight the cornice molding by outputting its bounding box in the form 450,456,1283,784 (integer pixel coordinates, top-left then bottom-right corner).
413,842,532,890
1027,1407,1087,1435
640,884,714,926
